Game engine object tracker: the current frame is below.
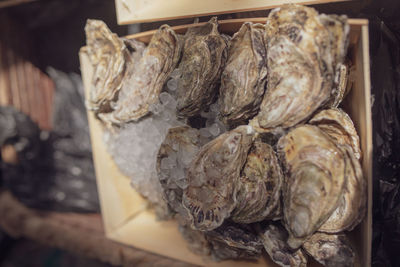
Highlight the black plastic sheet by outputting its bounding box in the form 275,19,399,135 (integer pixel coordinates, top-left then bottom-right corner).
368,12,400,267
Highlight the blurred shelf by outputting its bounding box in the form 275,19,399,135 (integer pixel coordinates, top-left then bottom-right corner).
0,191,195,267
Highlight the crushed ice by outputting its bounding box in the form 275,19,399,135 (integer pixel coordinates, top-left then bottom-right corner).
103,67,227,214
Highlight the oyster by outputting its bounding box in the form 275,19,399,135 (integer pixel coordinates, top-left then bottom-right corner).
156,126,203,218
319,145,366,233
206,221,263,261
277,125,346,248
309,108,361,160
251,5,337,131
302,232,355,267
101,24,182,124
231,141,283,223
182,125,254,231
260,223,308,267
178,221,212,256
318,14,350,108
219,22,268,126
328,61,352,108
85,20,143,113
176,17,228,117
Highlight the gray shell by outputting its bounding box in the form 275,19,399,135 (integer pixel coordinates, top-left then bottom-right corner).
250,5,337,131
182,125,254,231
206,222,263,261
176,17,228,117
101,24,182,125
277,125,346,248
302,232,355,267
156,126,202,219
219,22,268,126
260,223,308,267
231,141,283,223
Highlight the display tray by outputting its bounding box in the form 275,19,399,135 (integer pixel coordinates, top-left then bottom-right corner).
79,17,372,267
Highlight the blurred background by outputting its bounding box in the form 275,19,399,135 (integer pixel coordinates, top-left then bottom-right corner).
0,0,399,266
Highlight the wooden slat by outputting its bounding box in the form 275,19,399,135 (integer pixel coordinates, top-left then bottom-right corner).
0,0,36,9
115,0,350,24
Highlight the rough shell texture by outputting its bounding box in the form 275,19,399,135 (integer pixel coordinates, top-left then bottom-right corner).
328,61,351,108
176,17,228,117
251,5,336,131
156,126,202,218
260,223,308,267
302,232,355,267
231,141,283,223
84,20,134,113
219,22,268,126
277,125,346,248
206,222,263,261
319,145,366,233
318,14,350,108
182,125,254,231
101,24,182,125
309,108,362,160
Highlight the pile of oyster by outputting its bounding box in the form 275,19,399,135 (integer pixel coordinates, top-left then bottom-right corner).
84,4,365,266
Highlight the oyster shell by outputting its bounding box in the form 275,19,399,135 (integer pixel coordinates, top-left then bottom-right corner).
277,125,346,248
178,221,212,257
176,17,228,117
182,125,254,231
260,223,308,267
309,108,361,160
231,141,283,223
319,145,366,233
156,126,203,218
85,20,143,113
250,5,336,131
302,232,355,267
101,24,182,124
219,22,268,126
206,221,263,261
318,14,350,108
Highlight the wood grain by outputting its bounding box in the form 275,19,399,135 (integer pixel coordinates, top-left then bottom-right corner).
115,0,350,24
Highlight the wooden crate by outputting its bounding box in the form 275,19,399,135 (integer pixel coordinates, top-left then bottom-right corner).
115,0,350,24
79,17,372,267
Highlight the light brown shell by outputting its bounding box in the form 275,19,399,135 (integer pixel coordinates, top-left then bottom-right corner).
251,5,335,131
231,141,283,223
84,20,137,113
302,232,355,267
176,17,228,117
277,125,346,249
219,22,268,126
101,24,182,125
260,223,308,267
182,125,254,231
318,14,350,108
319,145,366,233
309,108,361,160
